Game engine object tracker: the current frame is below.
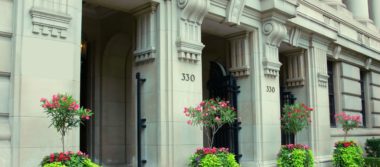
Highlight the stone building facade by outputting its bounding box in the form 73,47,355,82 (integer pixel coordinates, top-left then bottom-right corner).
0,0,380,166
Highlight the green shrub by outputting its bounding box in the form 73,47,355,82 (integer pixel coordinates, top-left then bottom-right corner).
365,138,380,158
41,151,100,167
333,141,365,167
43,162,66,167
364,157,380,167
277,144,314,167
189,147,239,167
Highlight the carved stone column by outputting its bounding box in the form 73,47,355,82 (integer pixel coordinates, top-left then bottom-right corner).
345,0,374,26
133,2,159,63
307,35,333,164
227,32,250,77
283,50,306,87
369,0,380,29
177,0,209,62
262,20,287,78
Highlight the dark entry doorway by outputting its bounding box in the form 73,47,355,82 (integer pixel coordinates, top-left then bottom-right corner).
207,61,241,160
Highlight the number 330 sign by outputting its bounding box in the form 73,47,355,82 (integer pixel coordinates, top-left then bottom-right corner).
181,73,195,82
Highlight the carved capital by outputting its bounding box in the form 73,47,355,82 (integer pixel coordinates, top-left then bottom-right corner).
133,2,159,64
227,32,251,77
178,0,209,24
30,0,71,39
177,0,209,63
263,20,287,47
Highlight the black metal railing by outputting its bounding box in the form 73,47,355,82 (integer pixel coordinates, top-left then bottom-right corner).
280,88,297,145
207,62,242,162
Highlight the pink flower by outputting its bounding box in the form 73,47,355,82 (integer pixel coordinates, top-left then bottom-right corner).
200,101,206,106
215,116,221,122
40,98,47,102
186,120,192,125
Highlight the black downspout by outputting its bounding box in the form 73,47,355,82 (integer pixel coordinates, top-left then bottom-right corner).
136,73,147,167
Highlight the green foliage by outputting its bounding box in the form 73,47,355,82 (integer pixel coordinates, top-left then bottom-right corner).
189,147,239,167
277,144,314,167
199,154,222,167
184,98,237,146
43,162,66,167
365,138,380,157
333,141,365,167
41,151,101,167
281,103,313,135
364,157,380,167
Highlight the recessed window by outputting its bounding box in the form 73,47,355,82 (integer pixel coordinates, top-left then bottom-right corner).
327,61,336,127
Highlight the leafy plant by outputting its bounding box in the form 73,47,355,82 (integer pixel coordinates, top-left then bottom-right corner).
281,103,313,136
277,144,314,167
43,162,66,167
41,151,100,167
364,157,380,167
333,141,364,167
365,138,380,157
184,98,237,146
335,112,361,141
189,147,239,167
40,94,92,152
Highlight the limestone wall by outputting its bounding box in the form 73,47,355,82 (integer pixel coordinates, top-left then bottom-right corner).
0,0,13,166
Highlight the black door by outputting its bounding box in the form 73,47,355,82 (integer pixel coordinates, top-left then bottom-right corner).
207,62,241,161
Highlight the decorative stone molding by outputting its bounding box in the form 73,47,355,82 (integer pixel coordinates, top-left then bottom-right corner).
226,0,247,25
332,45,341,60
365,58,372,70
132,2,159,64
310,36,330,88
318,73,329,87
284,50,305,87
177,0,209,63
30,0,71,38
262,20,287,78
289,27,301,47
227,32,250,77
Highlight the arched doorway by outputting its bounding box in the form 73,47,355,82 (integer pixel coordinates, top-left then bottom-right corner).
207,61,241,160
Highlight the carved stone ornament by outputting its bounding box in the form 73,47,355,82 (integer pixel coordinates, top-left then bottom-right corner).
226,0,247,25
177,0,209,63
263,20,287,78
318,73,329,88
30,0,71,39
133,2,159,64
284,50,306,87
227,32,251,77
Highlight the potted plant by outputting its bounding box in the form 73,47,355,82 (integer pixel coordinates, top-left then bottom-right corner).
40,93,100,167
184,98,239,166
277,103,314,167
332,112,364,167
277,144,314,167
189,147,239,167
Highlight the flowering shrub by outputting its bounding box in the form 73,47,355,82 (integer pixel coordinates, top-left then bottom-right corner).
365,138,380,157
335,112,361,141
281,103,313,136
189,147,239,167
277,144,314,167
41,94,92,152
333,141,364,167
184,98,237,146
41,151,100,167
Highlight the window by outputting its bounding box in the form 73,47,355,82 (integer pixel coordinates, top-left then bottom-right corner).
360,71,367,127
328,61,336,127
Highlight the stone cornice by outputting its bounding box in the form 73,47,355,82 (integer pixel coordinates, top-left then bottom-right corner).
300,0,380,42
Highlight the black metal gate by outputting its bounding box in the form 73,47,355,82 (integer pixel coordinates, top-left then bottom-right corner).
207,62,242,161
280,86,297,145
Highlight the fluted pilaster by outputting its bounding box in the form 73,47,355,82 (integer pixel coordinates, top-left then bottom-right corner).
369,0,380,29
